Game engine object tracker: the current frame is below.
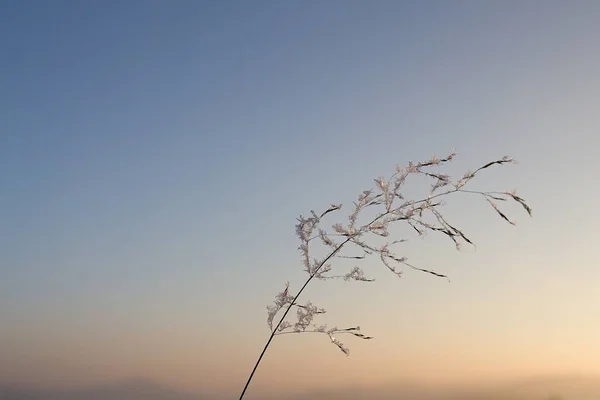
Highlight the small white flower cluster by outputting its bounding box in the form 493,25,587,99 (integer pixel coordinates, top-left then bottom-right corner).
265,151,531,356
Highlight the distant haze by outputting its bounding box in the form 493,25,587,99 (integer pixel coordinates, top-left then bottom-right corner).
2,375,600,400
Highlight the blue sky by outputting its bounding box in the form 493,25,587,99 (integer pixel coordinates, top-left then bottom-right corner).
1,1,600,397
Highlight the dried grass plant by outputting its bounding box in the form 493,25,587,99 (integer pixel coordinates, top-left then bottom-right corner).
239,151,532,399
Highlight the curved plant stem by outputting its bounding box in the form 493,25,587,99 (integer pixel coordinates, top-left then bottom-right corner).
238,190,464,399
237,158,530,399
239,208,398,399
238,236,351,399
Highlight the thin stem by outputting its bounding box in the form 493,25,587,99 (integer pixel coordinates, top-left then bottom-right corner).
238,236,351,400
274,330,359,336
239,210,394,399
239,181,507,399
457,189,506,196
274,330,327,336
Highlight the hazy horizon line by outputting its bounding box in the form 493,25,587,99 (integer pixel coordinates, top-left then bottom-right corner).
2,372,600,400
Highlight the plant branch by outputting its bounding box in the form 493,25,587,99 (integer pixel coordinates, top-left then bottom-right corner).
237,236,351,400
239,152,531,399
239,209,394,399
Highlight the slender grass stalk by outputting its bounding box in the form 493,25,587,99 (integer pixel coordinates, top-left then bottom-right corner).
238,236,351,400
239,151,531,399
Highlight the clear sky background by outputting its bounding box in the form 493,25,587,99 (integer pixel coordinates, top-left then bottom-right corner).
1,1,599,399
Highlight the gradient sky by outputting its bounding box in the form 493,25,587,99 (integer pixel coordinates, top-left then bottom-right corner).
1,1,600,399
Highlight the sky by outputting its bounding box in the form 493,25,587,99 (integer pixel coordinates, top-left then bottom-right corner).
1,1,600,399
